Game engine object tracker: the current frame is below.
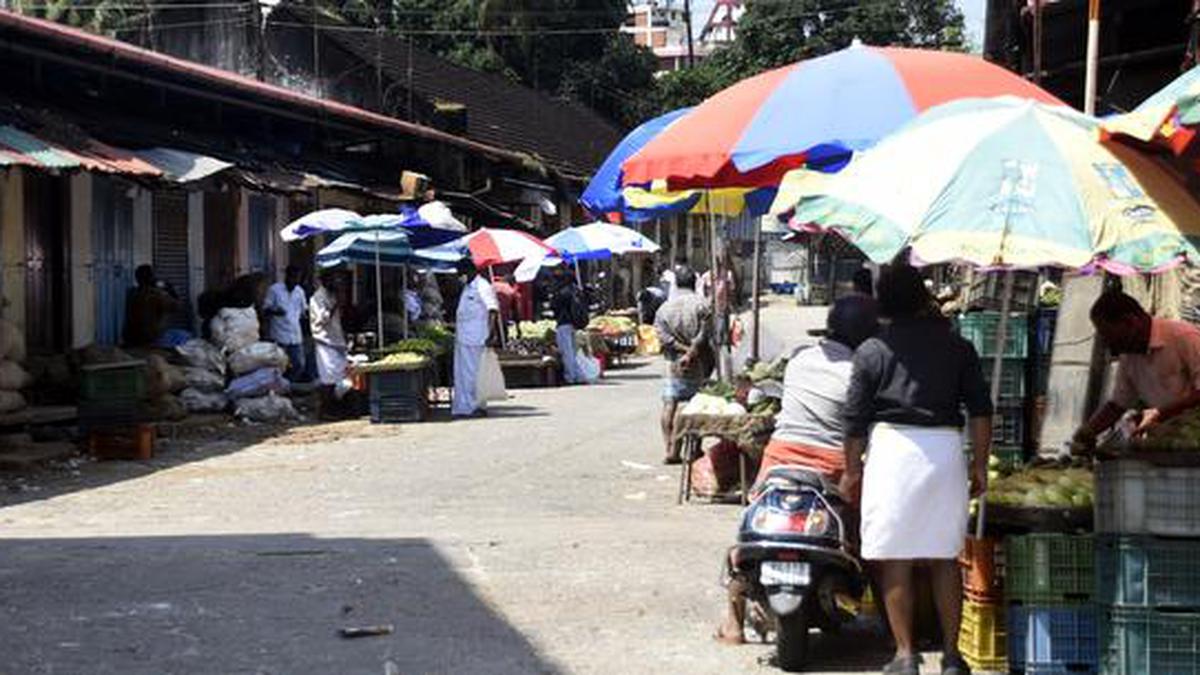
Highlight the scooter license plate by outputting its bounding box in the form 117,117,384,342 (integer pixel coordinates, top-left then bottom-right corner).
760,561,811,586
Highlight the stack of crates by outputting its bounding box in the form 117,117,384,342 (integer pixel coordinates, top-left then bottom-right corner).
78,360,153,460
960,537,1008,672
1006,534,1099,674
958,311,1029,466
1095,458,1200,674
368,367,431,423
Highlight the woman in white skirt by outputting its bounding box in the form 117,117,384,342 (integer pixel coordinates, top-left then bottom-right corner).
840,265,993,675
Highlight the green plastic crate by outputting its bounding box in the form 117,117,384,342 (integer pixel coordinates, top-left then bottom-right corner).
1006,534,1093,605
981,358,1026,399
79,361,147,403
1102,607,1200,675
959,312,1030,358
992,446,1025,469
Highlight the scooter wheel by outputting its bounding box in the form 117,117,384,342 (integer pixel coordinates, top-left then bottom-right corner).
775,608,809,672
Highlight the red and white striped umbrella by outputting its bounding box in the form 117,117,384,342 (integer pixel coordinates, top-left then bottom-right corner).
460,227,555,268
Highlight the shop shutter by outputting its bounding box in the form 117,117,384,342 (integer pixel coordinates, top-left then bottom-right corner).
92,176,135,346
153,190,192,330
247,194,275,278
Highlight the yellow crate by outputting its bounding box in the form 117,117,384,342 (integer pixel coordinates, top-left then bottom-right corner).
959,599,1007,672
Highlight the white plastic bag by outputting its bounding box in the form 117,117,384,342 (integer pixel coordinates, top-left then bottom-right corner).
210,307,259,353
177,339,226,376
0,360,32,390
180,387,229,413
225,367,289,400
227,341,289,376
576,350,601,384
182,367,225,393
475,349,507,402
234,392,300,423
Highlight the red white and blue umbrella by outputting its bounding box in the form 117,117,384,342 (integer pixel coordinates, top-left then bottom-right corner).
427,228,556,269
621,42,1064,189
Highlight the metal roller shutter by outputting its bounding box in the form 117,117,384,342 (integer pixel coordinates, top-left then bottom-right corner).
153,190,191,330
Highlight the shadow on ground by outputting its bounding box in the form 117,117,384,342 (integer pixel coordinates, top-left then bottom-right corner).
0,533,560,675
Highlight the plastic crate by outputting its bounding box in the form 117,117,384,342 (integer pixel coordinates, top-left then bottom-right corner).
994,404,1027,448
1006,534,1094,605
367,368,429,402
967,271,1040,312
959,312,1030,358
369,394,429,424
1095,536,1200,609
1095,460,1200,537
1035,309,1059,356
1009,606,1100,673
981,358,1027,399
993,445,1026,469
961,599,1008,672
79,360,146,402
86,423,155,461
961,536,1005,602
1102,607,1200,675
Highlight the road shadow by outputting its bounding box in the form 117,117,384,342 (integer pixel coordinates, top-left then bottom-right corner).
0,533,561,675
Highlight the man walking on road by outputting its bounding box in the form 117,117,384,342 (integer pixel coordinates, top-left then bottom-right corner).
452,260,500,418
264,265,308,382
654,266,713,464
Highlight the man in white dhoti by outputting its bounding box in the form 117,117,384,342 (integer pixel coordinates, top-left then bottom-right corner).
841,264,993,675
452,261,499,417
309,271,348,418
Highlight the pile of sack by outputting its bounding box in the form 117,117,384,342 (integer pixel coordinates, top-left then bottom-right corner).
145,353,187,421
177,338,228,414
206,307,297,422
0,318,30,414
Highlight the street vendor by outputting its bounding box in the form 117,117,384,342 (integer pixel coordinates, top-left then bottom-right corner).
452,260,500,418
552,268,586,385
309,271,348,412
715,295,879,646
1072,290,1200,451
123,265,184,349
654,266,713,464
263,265,308,382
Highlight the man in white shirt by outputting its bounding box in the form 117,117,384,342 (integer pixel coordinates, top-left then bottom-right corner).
263,265,308,382
452,261,500,417
309,271,347,386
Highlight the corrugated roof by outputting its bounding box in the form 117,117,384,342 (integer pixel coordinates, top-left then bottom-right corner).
0,125,160,175
133,147,233,182
301,19,622,178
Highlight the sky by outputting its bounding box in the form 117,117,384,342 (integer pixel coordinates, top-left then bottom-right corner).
690,0,987,50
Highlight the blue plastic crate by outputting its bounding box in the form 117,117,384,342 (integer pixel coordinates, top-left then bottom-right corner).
1096,536,1200,609
1008,606,1099,674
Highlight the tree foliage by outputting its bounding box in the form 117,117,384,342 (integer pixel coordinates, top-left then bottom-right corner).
653,0,967,114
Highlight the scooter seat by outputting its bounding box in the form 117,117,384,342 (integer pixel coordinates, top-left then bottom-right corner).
760,465,836,495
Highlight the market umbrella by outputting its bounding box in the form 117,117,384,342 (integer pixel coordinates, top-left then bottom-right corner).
280,208,364,241
620,43,1063,190
396,202,468,249
778,97,1200,274
1104,65,1200,155
581,107,699,221
546,222,661,261
446,227,556,269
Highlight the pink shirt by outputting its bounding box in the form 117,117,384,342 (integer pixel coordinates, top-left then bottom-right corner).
1112,318,1200,410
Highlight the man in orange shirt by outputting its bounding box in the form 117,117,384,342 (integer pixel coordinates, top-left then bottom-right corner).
1073,290,1200,450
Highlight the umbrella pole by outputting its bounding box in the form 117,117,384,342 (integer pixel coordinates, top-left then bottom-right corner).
751,215,763,363
977,270,1016,539
375,232,384,350
490,266,506,351
401,263,409,339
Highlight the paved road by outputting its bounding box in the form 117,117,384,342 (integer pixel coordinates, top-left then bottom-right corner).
1,350,931,674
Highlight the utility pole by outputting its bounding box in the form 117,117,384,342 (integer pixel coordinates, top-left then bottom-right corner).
683,0,696,69
1084,0,1100,115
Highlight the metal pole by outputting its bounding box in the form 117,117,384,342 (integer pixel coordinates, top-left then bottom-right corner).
751,215,763,363
1032,0,1044,83
401,263,409,339
374,232,384,350
683,0,696,69
1084,0,1101,116
977,271,1016,539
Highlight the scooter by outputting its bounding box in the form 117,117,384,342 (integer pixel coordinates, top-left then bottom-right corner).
727,465,868,672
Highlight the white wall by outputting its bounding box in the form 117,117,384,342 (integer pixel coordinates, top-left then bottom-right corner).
187,190,205,333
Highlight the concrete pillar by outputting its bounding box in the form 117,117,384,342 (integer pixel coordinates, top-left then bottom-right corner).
132,186,153,267
187,190,205,333
69,172,95,348
0,169,25,328
236,187,249,275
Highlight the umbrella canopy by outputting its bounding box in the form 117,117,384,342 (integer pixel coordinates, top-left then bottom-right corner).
315,230,463,270
781,97,1200,274
1104,65,1200,154
280,208,364,241
391,203,468,249
621,43,1063,190
546,222,661,261
431,228,556,269
580,107,696,221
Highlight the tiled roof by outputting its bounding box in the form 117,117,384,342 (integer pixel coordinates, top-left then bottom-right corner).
319,29,623,179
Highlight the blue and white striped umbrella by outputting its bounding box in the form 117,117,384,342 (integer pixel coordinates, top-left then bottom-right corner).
545,222,660,262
